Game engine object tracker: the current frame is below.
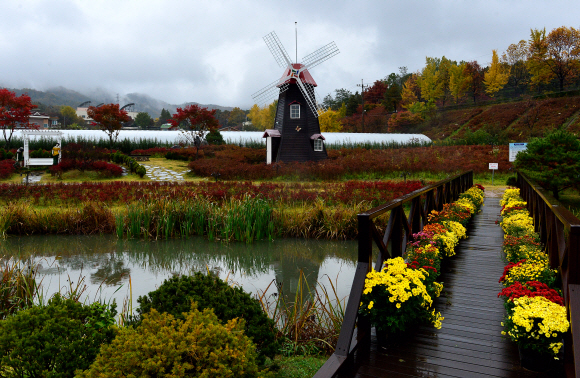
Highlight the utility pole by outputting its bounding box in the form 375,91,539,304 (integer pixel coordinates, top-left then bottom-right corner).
357,79,369,132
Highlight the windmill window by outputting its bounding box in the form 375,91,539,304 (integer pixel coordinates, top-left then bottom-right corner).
314,139,323,151
290,104,300,119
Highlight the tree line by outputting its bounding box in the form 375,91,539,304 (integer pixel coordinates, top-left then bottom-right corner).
249,25,580,134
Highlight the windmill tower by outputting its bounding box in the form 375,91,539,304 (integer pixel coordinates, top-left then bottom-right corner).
252,31,339,164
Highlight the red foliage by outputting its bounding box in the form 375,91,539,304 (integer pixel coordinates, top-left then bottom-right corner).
49,159,123,177
87,104,131,142
0,88,38,147
0,180,424,208
188,145,511,180
0,159,15,179
387,111,424,132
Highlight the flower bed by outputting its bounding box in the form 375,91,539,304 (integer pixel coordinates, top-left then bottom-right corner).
359,185,484,337
498,188,570,363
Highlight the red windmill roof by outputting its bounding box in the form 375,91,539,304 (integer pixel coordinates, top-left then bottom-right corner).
276,64,317,88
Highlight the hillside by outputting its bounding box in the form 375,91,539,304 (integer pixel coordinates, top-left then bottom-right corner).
415,94,580,143
6,86,234,118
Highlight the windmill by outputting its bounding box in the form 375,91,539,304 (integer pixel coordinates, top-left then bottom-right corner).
253,31,339,164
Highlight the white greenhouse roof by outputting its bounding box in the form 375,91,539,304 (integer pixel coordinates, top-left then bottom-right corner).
19,130,431,146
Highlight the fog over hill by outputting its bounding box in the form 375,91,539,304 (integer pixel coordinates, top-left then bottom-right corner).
6,86,234,118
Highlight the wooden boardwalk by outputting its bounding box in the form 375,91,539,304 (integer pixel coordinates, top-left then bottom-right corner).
336,197,564,378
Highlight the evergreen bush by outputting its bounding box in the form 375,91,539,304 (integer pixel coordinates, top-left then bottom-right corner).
136,273,278,364
77,306,261,378
0,294,117,377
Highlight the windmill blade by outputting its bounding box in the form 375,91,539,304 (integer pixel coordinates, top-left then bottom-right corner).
263,31,292,68
295,76,326,118
301,41,340,71
251,79,289,107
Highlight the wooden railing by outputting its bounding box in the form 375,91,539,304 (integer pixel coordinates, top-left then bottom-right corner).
517,172,580,378
313,170,473,378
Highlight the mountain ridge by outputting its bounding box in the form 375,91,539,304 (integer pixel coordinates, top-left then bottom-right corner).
5,86,234,118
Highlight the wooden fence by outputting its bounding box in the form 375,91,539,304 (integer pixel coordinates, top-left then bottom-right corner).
313,170,473,378
517,172,580,378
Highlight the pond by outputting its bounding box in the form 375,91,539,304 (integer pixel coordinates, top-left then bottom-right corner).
1,235,359,312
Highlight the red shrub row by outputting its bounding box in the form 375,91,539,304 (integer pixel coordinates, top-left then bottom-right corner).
49,159,123,177
188,145,511,180
0,180,424,207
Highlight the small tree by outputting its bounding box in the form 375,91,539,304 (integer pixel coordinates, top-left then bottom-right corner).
0,88,37,149
170,104,219,159
87,104,131,151
514,129,580,199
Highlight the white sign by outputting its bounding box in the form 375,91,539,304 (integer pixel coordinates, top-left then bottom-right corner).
489,163,498,170
509,143,528,162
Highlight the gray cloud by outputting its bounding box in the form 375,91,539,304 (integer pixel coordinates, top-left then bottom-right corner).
1,0,579,109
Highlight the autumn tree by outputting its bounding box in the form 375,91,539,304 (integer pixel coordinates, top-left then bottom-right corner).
228,107,246,126
449,62,468,103
247,104,263,129
0,88,37,148
527,28,554,91
501,40,530,94
484,50,509,96
87,104,131,151
544,26,580,91
400,74,421,109
463,61,485,103
170,104,218,158
60,105,85,128
319,107,343,132
417,57,444,103
364,80,389,105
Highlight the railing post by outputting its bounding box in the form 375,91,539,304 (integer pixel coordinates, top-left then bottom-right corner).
391,206,403,258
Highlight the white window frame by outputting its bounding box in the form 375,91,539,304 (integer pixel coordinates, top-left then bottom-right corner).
314,139,323,151
290,104,300,119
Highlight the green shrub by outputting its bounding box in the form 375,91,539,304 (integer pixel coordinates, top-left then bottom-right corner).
0,294,117,377
136,165,147,178
206,129,225,145
136,273,278,364
77,305,261,378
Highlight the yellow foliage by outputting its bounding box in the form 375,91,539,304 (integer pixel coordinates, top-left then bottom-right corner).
319,109,343,132
484,50,509,96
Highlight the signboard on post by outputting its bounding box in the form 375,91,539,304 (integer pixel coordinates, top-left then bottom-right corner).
489,163,498,184
509,143,528,162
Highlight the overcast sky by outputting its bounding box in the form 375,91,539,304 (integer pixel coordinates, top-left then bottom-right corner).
1,0,578,109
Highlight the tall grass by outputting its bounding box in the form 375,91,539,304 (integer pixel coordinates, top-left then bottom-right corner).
117,196,276,242
0,258,39,319
258,271,346,356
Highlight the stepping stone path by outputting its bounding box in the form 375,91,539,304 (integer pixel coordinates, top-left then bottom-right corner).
141,164,187,182
22,172,43,184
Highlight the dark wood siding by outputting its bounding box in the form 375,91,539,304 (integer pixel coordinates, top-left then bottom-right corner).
275,83,327,163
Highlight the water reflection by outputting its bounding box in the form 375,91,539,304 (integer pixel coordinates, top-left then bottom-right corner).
1,235,358,309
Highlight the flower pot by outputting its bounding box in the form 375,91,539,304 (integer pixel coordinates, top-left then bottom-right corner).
518,345,554,372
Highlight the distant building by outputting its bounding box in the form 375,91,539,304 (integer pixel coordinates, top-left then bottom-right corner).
28,112,58,129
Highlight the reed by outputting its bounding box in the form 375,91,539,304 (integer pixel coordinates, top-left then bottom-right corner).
0,258,39,319
257,271,346,356
115,197,275,243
